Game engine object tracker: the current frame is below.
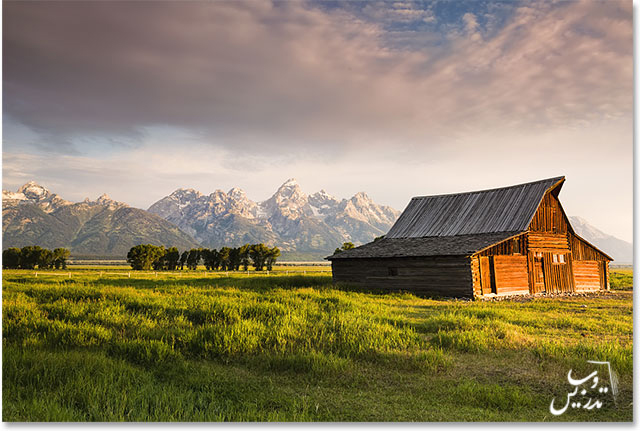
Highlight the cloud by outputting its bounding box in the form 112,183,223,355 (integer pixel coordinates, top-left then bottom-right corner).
2,1,632,242
3,112,632,242
3,0,631,157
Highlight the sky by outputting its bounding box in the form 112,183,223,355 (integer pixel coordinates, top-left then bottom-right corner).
2,0,633,242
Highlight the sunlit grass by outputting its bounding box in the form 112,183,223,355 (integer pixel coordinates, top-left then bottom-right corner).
609,268,633,291
2,269,632,422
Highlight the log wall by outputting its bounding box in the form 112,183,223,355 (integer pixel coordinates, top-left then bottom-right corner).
527,232,569,251
573,260,601,291
331,256,474,298
471,256,482,297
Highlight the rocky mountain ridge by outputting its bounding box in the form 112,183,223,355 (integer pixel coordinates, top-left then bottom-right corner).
147,178,400,257
2,182,199,256
3,181,629,262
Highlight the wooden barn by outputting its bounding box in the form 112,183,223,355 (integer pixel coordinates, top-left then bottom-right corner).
327,177,612,298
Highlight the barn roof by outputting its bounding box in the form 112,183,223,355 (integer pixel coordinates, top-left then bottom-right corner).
328,176,566,260
328,232,522,260
386,176,565,238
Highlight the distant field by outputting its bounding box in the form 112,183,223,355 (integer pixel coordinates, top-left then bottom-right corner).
609,268,633,291
67,261,331,269
2,269,632,422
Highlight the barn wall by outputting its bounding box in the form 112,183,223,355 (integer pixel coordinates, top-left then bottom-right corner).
527,232,569,251
476,233,527,256
529,192,569,233
471,256,482,297
601,262,610,290
573,260,602,291
331,256,474,298
542,251,575,293
570,233,611,261
492,255,529,295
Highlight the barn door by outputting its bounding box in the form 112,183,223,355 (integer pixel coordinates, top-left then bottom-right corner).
542,252,575,293
479,256,496,295
529,251,545,293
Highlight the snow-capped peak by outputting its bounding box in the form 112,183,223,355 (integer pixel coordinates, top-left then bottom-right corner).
314,189,336,200
228,187,246,198
3,181,71,212
96,193,113,203
18,181,50,199
352,191,371,201
281,178,298,188
2,190,27,201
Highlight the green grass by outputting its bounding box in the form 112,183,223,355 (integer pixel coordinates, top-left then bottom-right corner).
2,269,633,421
610,268,633,290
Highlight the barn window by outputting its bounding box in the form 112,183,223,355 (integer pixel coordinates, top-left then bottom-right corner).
388,267,398,276
551,254,565,264
513,237,521,254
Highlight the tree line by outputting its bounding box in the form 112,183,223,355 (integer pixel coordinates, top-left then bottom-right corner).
3,246,70,269
127,243,281,271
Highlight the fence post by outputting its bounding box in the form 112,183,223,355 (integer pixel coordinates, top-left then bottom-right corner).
304,270,306,275
35,272,38,278
128,272,131,278
226,271,228,277
155,272,157,278
68,272,71,279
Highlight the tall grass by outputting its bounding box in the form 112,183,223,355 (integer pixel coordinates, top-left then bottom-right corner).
2,270,633,421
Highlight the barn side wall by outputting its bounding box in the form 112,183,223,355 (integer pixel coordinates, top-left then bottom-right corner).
331,256,474,298
569,233,611,291
472,234,530,297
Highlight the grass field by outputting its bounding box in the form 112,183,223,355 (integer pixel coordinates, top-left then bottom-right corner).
2,268,633,422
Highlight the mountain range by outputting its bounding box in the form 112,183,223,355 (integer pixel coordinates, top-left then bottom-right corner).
147,178,400,260
2,180,632,262
2,182,199,257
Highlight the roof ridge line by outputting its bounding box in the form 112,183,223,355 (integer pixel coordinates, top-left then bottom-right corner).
410,176,565,201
